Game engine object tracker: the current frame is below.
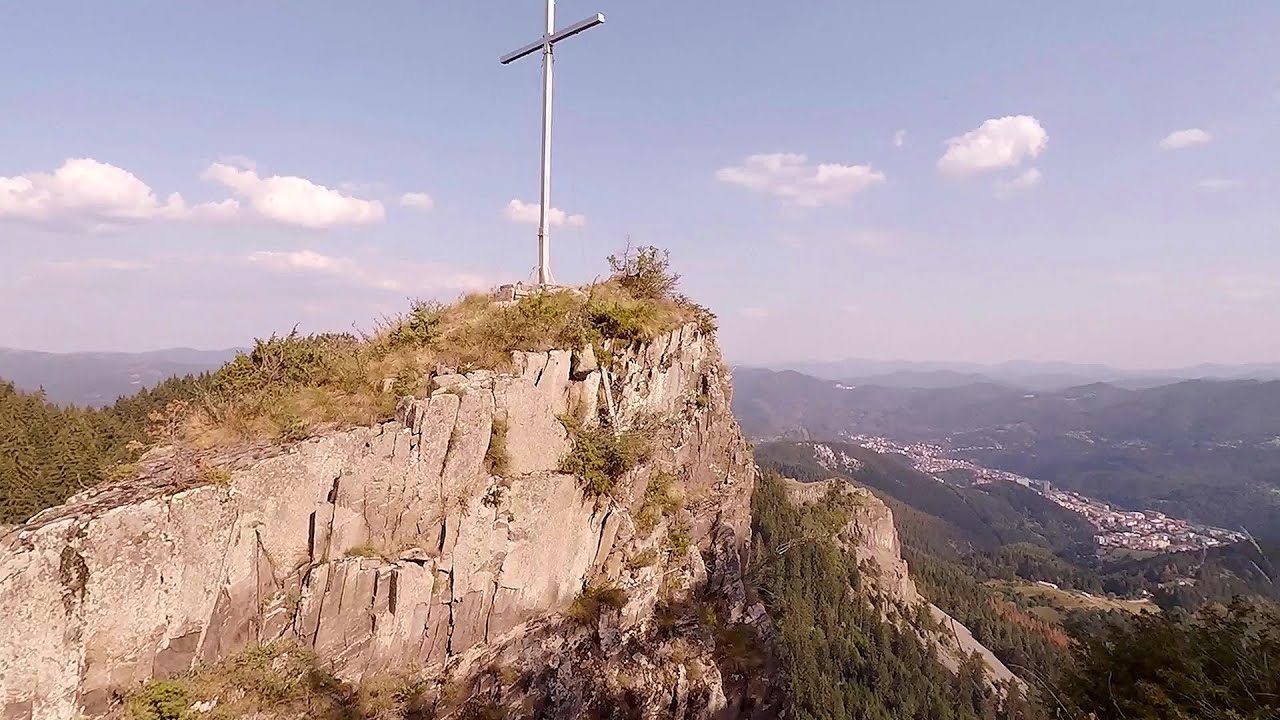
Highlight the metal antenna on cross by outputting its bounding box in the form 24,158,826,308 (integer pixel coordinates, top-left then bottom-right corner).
501,0,605,288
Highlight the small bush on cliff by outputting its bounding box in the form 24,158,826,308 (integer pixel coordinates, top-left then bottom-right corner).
123,643,352,720
608,244,680,301
378,300,444,351
567,583,630,625
559,417,652,498
125,680,191,720
636,471,683,535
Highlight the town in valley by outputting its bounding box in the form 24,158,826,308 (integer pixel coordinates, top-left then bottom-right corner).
845,435,1249,553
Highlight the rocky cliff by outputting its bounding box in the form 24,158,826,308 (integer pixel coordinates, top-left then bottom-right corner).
0,324,772,719
781,477,1020,686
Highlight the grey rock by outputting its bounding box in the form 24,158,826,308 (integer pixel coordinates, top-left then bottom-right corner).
0,323,767,719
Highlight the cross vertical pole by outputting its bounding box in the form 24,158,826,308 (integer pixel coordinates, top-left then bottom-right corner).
537,0,555,286
501,4,604,288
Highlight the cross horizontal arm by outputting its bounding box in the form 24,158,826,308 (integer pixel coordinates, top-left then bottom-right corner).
499,12,606,65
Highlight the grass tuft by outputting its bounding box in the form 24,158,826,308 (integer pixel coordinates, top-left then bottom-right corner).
635,471,683,535
566,583,630,625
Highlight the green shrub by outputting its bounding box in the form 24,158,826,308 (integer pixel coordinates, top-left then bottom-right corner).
566,583,630,625
390,365,421,398
125,680,191,720
208,331,356,403
380,300,443,351
559,418,650,497
666,521,692,556
635,471,682,534
608,244,680,300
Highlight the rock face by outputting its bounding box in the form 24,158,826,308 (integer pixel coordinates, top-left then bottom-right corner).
781,478,1020,687
0,324,770,719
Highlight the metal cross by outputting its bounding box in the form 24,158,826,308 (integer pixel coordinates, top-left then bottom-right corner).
501,1,605,287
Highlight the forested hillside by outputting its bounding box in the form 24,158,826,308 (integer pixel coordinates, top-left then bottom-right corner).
755,439,1280,705
0,376,202,523
750,471,1042,720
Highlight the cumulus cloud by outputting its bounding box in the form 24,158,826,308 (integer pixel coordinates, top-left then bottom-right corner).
892,129,907,148
503,199,586,227
715,153,886,208
202,160,385,229
399,192,435,211
0,158,238,230
937,115,1048,177
1159,128,1212,150
995,167,1043,196
1197,177,1243,192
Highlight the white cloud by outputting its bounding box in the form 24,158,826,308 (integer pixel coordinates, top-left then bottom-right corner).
892,129,907,148
740,307,771,319
0,158,238,230
715,153,886,208
399,192,435,211
937,115,1048,177
247,249,487,294
1159,128,1212,150
995,167,1043,196
203,160,385,229
1196,177,1243,192
503,199,586,227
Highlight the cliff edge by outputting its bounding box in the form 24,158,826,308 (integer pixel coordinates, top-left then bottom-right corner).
0,321,771,719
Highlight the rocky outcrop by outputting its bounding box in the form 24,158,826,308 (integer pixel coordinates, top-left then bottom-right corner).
0,324,769,719
781,478,1020,687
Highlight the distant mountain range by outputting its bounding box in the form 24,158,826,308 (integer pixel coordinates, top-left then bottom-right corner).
0,347,240,406
731,367,1280,542
749,358,1280,391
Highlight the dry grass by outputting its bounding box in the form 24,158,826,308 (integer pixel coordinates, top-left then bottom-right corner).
178,258,710,449
121,642,438,720
566,583,629,625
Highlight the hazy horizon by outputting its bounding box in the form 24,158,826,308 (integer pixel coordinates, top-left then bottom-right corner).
4,341,1278,376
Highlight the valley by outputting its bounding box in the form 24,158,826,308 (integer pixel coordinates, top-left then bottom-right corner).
841,433,1247,553
733,367,1280,543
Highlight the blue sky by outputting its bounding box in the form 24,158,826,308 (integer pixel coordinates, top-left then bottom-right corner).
1,1,1276,367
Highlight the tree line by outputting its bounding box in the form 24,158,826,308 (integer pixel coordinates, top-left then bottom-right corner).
0,375,202,524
